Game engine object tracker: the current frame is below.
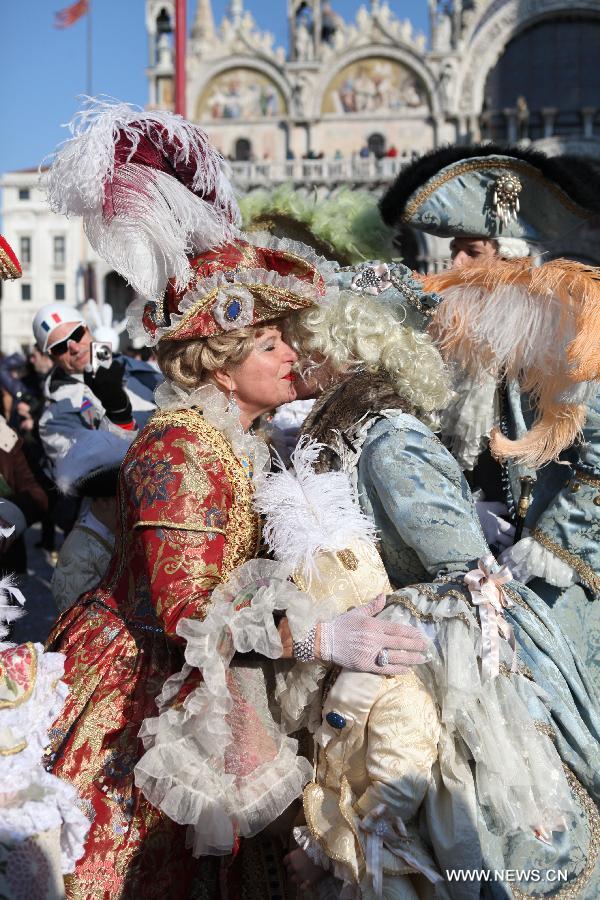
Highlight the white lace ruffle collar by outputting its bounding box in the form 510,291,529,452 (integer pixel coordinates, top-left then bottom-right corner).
154,380,271,487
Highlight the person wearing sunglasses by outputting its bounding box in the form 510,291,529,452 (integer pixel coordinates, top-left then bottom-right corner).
32,303,163,468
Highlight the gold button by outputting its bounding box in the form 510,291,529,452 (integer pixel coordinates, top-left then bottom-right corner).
336,548,359,571
570,482,581,492
594,495,600,506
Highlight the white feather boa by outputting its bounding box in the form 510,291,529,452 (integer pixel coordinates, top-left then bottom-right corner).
253,438,378,576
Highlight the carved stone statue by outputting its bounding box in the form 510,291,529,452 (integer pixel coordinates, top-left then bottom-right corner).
291,75,308,118
295,19,314,60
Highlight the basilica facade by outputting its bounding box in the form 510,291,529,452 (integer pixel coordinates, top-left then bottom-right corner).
145,0,600,268
2,1,598,352
147,0,600,163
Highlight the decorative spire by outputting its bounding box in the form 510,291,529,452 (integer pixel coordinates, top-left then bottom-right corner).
229,0,244,26
192,0,215,41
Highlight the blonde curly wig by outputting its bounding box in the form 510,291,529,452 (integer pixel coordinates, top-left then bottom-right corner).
287,290,451,415
156,325,267,392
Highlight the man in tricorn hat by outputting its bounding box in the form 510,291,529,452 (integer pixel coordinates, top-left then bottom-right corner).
380,144,600,688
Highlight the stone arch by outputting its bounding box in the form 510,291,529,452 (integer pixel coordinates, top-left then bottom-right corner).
234,137,253,161
457,1,600,115
193,58,291,122
315,46,439,120
367,132,386,158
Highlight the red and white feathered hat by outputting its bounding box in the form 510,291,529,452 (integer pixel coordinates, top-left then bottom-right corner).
44,98,240,301
0,237,22,281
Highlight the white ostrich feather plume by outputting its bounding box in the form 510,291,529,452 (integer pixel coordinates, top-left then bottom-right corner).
253,438,377,573
42,97,240,299
434,283,575,381
0,575,26,643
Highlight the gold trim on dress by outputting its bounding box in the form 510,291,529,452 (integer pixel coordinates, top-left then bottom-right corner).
388,588,472,628
573,468,600,490
147,409,261,580
74,525,114,555
532,528,600,596
133,520,226,536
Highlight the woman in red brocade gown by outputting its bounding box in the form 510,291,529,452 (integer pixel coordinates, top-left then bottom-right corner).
45,245,325,898
43,101,426,900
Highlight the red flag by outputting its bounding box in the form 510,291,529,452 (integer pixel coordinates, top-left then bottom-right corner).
54,0,88,29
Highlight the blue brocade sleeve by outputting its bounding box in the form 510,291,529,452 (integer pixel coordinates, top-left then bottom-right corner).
531,389,600,600
360,414,489,579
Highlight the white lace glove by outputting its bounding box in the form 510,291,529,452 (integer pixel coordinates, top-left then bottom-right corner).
317,594,430,675
475,500,516,549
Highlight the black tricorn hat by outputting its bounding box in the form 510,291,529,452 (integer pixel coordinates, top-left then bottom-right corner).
379,143,600,244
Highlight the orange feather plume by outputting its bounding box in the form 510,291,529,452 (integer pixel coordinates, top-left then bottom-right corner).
424,258,600,468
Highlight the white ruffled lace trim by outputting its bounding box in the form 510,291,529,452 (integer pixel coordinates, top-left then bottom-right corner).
136,558,333,856
0,769,89,873
440,370,499,471
499,536,578,588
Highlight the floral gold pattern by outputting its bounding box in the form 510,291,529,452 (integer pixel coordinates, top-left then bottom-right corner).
45,409,261,898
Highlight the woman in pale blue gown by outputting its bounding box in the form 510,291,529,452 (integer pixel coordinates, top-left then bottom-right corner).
289,262,600,898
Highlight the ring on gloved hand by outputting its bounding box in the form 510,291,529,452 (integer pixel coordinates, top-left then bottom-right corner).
376,649,389,667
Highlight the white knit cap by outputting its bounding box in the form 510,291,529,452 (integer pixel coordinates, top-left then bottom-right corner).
33,303,85,352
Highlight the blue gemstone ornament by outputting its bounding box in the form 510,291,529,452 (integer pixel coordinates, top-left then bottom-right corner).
226,299,242,321
326,711,346,730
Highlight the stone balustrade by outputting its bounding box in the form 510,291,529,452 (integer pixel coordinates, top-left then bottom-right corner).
229,156,408,188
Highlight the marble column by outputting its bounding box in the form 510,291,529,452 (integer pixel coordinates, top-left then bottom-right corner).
541,107,558,138
582,107,596,138
503,108,517,143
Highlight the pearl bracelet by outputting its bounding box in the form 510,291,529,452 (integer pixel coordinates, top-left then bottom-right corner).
292,624,317,662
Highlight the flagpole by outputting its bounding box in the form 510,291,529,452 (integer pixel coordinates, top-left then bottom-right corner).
175,0,186,116
87,0,93,95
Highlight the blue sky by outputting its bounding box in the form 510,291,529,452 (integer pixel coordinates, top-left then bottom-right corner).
0,1,428,174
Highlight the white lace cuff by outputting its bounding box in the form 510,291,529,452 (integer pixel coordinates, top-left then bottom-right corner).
500,536,578,587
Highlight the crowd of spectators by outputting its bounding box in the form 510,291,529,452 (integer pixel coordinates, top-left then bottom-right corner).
0,302,163,619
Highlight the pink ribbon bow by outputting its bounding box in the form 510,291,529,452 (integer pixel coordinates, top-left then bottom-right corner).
464,555,516,681
360,804,442,897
